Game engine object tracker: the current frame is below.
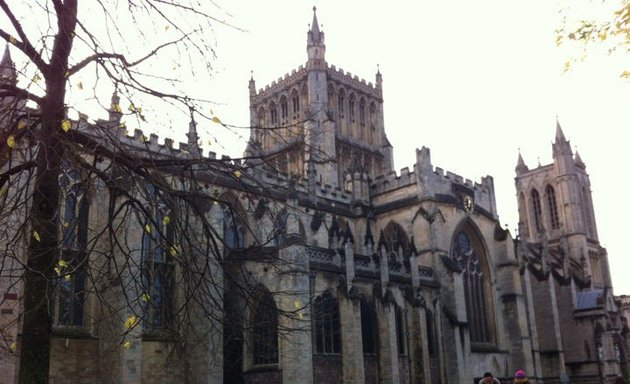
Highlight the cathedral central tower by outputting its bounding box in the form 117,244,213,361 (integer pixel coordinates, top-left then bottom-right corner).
246,7,393,190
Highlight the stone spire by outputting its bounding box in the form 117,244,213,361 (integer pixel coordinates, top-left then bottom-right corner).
375,64,383,90
552,117,572,158
248,70,256,98
306,6,325,65
515,150,528,175
308,6,322,44
574,150,586,169
187,108,200,156
1,45,17,85
108,89,122,123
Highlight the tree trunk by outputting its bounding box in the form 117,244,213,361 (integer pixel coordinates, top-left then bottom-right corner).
18,2,77,382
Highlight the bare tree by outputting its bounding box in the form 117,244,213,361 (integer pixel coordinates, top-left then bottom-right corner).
0,2,313,383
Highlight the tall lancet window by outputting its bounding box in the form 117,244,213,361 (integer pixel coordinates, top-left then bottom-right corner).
452,228,494,344
349,94,356,122
531,189,543,232
338,90,345,118
545,185,560,229
58,168,89,326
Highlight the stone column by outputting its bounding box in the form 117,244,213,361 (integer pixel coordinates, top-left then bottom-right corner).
341,296,365,384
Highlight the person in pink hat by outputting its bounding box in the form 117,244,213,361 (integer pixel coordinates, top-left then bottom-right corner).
513,369,528,383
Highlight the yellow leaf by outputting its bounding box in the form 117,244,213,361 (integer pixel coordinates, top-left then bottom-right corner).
61,119,72,132
76,81,83,90
33,231,40,242
54,267,62,276
165,25,170,31
64,71,69,78
141,293,151,302
7,135,16,148
124,315,139,330
32,74,41,83
64,274,71,282
58,259,68,268
9,342,16,353
169,245,178,257
145,224,151,233
621,71,630,78
162,216,170,226
211,116,223,125
562,61,572,74
112,103,122,113
0,186,7,198
298,312,304,320
17,121,26,130
294,299,301,309
122,340,132,349
62,221,69,228
9,35,16,45
128,103,136,112
234,169,242,178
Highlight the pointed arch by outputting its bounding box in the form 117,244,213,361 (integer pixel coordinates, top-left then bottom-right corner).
369,101,377,144
530,188,543,232
313,290,341,354
338,88,346,121
269,100,278,127
381,221,409,258
348,93,356,123
451,220,496,344
250,287,279,365
220,192,248,250
279,95,288,122
545,184,560,229
359,97,366,127
290,88,300,119
271,207,288,246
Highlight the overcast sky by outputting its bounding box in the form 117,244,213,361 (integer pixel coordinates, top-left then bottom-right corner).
195,1,630,294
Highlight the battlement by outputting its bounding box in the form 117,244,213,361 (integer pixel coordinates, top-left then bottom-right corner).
327,64,380,98
253,65,308,102
82,118,220,161
371,162,493,199
372,167,417,194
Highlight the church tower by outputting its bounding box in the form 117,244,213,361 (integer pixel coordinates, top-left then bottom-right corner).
515,121,607,287
247,8,393,191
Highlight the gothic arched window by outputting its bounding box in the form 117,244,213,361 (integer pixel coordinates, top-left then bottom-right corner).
338,89,345,118
531,189,543,232
252,289,278,365
58,168,89,326
349,93,356,122
452,228,493,344
359,98,366,126
360,300,378,354
224,205,245,250
280,96,288,122
545,185,560,229
269,101,278,126
271,208,288,246
141,184,175,329
518,192,529,238
291,90,300,118
313,291,341,354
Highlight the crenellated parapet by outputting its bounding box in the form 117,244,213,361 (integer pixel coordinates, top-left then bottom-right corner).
327,64,380,100
250,65,308,103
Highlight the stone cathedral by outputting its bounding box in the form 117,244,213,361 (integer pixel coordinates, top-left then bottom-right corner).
1,7,628,384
